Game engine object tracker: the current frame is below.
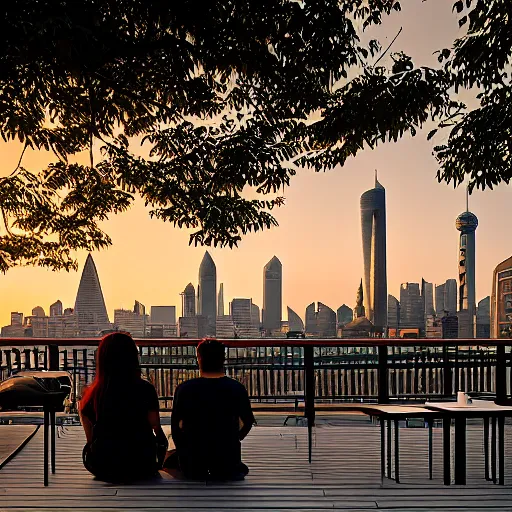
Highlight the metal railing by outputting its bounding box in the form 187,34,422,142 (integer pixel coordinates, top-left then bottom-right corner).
1,338,511,424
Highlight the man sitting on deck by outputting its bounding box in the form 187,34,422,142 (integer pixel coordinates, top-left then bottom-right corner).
163,339,255,480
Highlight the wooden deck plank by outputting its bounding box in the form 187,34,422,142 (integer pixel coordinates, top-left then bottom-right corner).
1,423,511,510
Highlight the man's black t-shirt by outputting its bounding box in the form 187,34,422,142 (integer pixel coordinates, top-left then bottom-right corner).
171,376,254,477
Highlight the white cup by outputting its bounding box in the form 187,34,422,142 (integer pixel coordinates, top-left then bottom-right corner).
457,391,468,405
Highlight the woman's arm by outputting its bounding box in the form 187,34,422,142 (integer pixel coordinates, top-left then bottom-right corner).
148,410,168,447
79,409,94,444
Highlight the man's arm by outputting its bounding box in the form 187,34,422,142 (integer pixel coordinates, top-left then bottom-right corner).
171,385,185,449
238,386,255,440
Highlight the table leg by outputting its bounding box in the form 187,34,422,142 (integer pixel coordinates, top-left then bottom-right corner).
43,408,49,487
484,418,490,481
443,415,451,485
498,416,505,486
492,417,497,484
394,419,400,484
380,417,385,487
50,410,56,474
428,419,433,480
387,419,392,479
454,416,466,485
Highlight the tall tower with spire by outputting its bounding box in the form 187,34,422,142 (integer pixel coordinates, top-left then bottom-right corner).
217,283,225,317
456,185,478,338
262,256,282,332
198,251,217,335
74,254,111,336
360,171,387,331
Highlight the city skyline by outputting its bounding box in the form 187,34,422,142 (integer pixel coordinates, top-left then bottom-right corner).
0,4,510,330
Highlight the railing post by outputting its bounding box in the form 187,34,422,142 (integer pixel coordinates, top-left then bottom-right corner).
304,345,315,426
495,344,507,405
443,344,452,397
378,344,389,404
48,345,59,371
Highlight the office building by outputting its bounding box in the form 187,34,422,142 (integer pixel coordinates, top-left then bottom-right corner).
150,306,176,325
305,302,336,338
48,308,78,338
387,295,400,331
425,315,443,338
74,254,112,336
198,251,217,335
445,279,457,316
181,283,196,317
287,307,304,333
476,296,490,339
442,315,459,339
456,194,478,338
251,303,261,329
231,298,259,338
179,315,207,338
262,256,282,331
435,283,445,317
491,255,512,338
399,283,423,331
216,315,235,338
49,301,63,317
218,283,225,317
337,305,353,327
114,301,147,338
10,312,23,326
421,279,435,317
360,172,387,330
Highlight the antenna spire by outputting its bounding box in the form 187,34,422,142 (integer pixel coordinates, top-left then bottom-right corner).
466,183,469,212
375,169,378,187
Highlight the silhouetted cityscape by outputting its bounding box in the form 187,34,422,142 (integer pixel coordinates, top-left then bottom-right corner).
2,177,511,340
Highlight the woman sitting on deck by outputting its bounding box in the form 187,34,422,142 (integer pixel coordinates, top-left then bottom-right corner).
79,332,168,482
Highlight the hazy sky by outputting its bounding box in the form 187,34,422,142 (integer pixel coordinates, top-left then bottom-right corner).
1,1,511,327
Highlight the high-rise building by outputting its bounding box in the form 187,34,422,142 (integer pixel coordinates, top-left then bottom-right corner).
74,254,111,336
230,299,259,338
32,306,45,317
491,255,512,338
10,312,23,326
387,295,399,331
179,315,207,338
305,302,336,337
399,283,423,331
150,306,176,325
442,315,459,339
425,315,443,338
360,172,387,330
476,296,491,339
435,283,445,317
262,256,282,331
287,307,304,333
445,279,457,316
216,315,235,338
48,308,78,338
456,193,478,338
49,301,63,317
421,279,435,317
181,283,196,317
198,251,217,336
114,301,147,338
218,283,225,317
337,305,353,327
251,303,261,329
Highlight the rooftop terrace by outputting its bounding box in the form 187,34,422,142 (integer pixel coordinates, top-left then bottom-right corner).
1,417,512,511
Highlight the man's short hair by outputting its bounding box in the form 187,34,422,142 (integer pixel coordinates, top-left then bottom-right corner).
197,339,225,372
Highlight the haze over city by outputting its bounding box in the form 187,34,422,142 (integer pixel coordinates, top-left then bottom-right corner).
0,1,511,327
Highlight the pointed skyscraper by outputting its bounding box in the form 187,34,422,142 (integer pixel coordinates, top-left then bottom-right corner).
218,283,225,317
360,173,387,331
181,283,196,317
198,251,217,335
262,256,282,332
74,254,111,336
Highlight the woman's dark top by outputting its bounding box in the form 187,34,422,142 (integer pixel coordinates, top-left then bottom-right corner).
171,376,255,479
81,378,160,481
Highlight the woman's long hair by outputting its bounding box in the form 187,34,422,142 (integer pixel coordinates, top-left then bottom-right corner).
80,332,141,419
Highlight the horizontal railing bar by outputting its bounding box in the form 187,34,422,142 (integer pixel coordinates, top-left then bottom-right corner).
1,337,512,348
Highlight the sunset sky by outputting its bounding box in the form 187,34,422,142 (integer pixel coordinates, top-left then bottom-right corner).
1,1,511,328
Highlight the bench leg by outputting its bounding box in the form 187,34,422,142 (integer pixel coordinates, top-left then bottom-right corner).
43,409,49,487
443,415,451,485
50,410,56,474
492,417,497,484
498,416,505,486
386,419,392,479
454,416,466,485
484,418,490,481
380,418,385,487
428,419,433,480
394,419,400,484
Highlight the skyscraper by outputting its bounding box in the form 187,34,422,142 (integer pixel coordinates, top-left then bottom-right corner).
114,301,147,338
399,283,423,331
287,307,304,332
150,306,176,325
262,256,282,331
198,251,217,335
336,305,353,327
491,255,512,338
230,298,259,338
49,300,63,317
305,302,336,337
251,303,261,329
476,296,491,339
387,294,399,331
435,283,445,317
181,283,196,317
456,191,478,338
421,279,434,317
218,283,225,317
360,172,387,330
74,254,111,336
444,279,457,316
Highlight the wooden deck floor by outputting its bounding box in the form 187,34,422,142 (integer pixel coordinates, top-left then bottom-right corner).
1,422,512,510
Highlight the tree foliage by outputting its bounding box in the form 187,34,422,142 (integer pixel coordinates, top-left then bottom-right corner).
0,0,459,271
432,0,512,191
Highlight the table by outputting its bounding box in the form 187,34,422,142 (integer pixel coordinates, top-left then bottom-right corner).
424,400,512,485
